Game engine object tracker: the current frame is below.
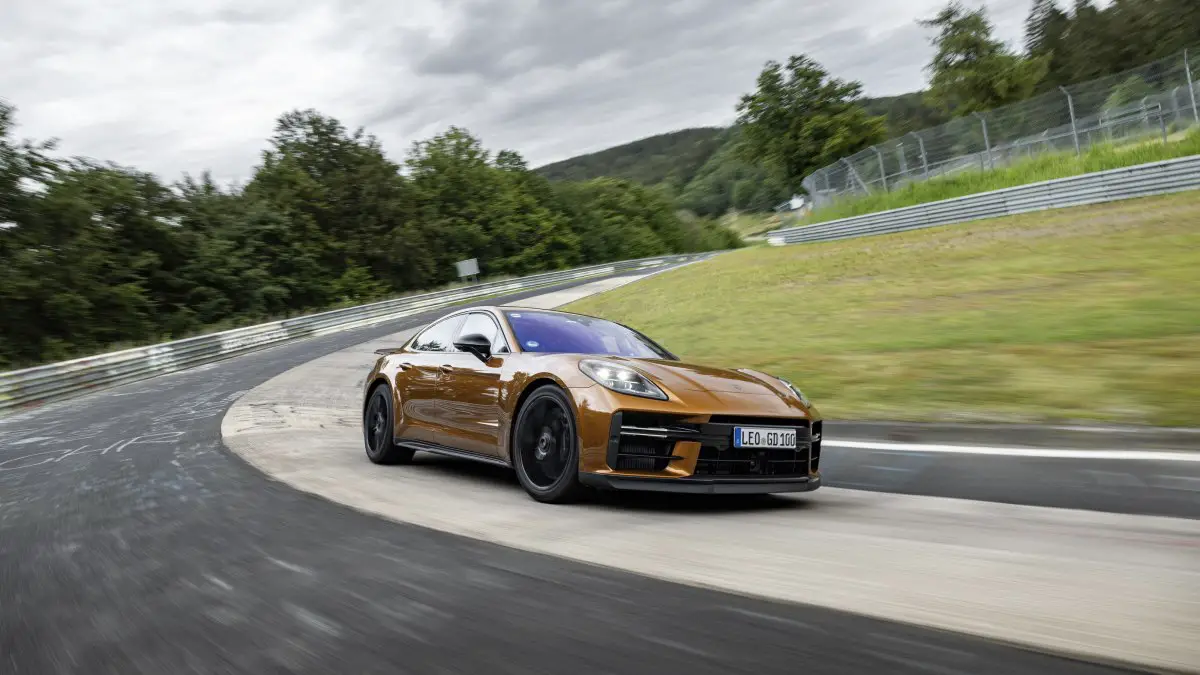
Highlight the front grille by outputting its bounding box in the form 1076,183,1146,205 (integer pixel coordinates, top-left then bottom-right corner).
606,411,694,471
613,437,675,471
606,411,816,477
695,415,812,478
694,446,810,477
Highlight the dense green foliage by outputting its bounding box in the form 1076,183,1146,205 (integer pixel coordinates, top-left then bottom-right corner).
921,2,1051,116
734,55,888,192
860,93,950,137
0,104,738,368
1026,0,1200,92
535,127,792,217
675,127,792,216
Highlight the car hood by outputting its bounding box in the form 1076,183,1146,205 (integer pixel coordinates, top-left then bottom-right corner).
602,357,786,396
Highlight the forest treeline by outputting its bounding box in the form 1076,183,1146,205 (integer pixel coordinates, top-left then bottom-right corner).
535,0,1200,214
4,0,1198,368
0,106,739,368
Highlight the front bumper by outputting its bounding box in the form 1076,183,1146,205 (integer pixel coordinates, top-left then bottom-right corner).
579,472,821,495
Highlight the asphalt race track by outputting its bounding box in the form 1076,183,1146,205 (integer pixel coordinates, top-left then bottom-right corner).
1,264,1195,674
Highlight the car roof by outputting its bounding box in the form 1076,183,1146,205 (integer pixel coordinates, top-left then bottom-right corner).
478,305,585,317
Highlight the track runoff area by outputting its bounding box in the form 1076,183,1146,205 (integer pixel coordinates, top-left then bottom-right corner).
4,261,1197,674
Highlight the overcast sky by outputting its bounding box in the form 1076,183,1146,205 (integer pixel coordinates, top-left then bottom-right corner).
2,0,1033,184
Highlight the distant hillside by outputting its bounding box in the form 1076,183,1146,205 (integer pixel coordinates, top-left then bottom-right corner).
531,92,936,216
860,92,949,137
534,127,725,191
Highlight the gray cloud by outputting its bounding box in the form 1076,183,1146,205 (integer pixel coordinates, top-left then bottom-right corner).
1,0,1031,184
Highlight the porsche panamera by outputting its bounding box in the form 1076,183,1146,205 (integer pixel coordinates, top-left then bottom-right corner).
362,306,822,503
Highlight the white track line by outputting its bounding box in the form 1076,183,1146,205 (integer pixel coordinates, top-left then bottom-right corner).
825,439,1200,462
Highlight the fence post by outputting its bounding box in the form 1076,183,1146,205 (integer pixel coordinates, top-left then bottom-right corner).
871,147,888,192
909,132,930,179
975,112,993,170
1186,48,1199,123
1060,86,1081,156
897,142,908,177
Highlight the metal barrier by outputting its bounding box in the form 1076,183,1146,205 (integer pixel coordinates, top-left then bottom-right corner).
768,154,1200,245
0,253,713,415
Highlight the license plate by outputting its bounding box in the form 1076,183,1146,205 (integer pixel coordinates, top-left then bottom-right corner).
733,426,797,449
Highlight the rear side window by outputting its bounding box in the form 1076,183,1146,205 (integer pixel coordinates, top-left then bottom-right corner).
411,315,464,352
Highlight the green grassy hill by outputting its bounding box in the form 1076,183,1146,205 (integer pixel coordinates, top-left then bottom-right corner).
565,190,1200,427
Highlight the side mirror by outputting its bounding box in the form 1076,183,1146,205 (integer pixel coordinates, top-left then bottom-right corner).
453,333,492,363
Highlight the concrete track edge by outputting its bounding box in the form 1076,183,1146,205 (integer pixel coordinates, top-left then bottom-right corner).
219,276,1200,673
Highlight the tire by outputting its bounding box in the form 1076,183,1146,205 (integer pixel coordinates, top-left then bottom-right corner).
363,384,415,465
511,384,585,504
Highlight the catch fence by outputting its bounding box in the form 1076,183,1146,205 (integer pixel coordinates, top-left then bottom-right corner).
805,46,1200,210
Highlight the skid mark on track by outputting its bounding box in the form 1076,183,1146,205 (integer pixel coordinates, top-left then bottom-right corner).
268,557,316,576
283,603,342,638
0,433,186,474
10,436,53,446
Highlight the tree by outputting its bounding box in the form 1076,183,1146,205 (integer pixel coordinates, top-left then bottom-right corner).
734,54,886,190
921,2,1050,116
1024,0,1072,91
1057,0,1121,84
0,100,738,368
676,127,790,216
1025,0,1068,56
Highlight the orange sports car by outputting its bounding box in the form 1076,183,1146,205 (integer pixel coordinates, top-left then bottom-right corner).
362,306,822,503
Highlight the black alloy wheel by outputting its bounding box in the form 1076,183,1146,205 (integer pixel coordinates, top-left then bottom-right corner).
363,384,414,465
512,385,584,503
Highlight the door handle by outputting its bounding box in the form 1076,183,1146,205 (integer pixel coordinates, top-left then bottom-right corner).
397,362,413,371
439,364,455,373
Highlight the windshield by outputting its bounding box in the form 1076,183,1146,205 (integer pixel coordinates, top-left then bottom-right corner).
503,310,674,359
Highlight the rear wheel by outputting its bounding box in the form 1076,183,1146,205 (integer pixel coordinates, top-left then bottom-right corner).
363,384,414,465
512,385,585,503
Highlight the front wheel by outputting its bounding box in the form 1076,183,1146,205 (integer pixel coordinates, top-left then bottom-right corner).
363,384,414,465
512,385,585,503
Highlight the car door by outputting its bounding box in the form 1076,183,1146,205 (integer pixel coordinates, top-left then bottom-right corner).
399,313,466,443
432,311,510,457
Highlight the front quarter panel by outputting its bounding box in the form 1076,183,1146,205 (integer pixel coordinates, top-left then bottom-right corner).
496,353,596,462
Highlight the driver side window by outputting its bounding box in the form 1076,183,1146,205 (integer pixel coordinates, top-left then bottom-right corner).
457,312,509,353
411,315,464,352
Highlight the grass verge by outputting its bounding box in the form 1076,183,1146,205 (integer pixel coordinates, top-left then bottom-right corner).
565,190,1200,426
804,127,1200,225
720,212,784,238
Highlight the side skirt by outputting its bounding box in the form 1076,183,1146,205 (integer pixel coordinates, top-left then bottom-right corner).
396,440,512,469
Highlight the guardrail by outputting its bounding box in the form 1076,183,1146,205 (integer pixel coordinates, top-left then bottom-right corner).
768,154,1200,245
0,252,714,415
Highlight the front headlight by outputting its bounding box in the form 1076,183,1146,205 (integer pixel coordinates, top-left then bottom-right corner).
579,359,667,400
777,377,810,406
